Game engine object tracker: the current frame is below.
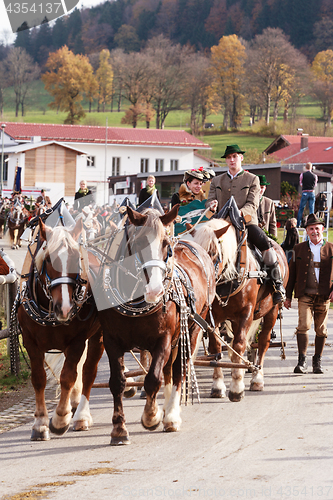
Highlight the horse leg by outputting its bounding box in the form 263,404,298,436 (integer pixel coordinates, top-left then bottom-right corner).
163,324,202,432
27,346,50,441
141,339,171,431
229,313,253,402
250,306,279,391
12,228,18,249
70,343,87,416
103,334,129,445
138,350,151,399
49,342,86,435
163,345,181,432
73,332,104,431
208,327,226,398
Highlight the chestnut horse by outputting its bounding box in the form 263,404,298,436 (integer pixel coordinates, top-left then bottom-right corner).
188,218,289,401
17,217,104,440
95,205,216,445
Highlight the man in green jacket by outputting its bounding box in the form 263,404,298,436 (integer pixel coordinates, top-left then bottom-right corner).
285,213,333,374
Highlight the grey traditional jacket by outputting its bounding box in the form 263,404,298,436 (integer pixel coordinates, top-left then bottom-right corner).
206,170,260,225
258,196,277,237
286,240,333,299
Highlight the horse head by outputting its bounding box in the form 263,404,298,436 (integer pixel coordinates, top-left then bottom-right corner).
126,204,179,304
187,218,238,281
36,217,85,322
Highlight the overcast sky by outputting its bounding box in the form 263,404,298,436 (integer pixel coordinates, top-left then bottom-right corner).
0,0,103,45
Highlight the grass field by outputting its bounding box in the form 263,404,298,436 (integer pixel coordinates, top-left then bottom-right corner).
2,79,332,164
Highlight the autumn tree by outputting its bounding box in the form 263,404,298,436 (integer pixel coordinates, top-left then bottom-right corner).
118,52,149,127
183,53,211,135
143,35,190,129
42,46,95,124
209,35,247,129
96,49,113,112
5,47,40,117
311,49,333,128
245,28,306,125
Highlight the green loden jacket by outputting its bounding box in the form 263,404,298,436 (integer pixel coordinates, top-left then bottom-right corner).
206,170,260,226
286,240,333,299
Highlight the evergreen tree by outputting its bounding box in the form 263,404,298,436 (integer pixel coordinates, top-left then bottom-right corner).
14,24,33,57
52,17,69,50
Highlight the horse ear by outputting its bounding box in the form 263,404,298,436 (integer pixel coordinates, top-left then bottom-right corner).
214,223,231,240
38,218,52,242
160,204,180,226
186,223,196,235
72,217,83,241
127,207,148,226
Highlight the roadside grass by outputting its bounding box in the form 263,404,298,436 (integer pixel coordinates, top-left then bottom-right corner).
0,337,31,397
0,305,30,398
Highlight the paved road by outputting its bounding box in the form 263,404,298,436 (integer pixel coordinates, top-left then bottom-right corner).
1,240,333,500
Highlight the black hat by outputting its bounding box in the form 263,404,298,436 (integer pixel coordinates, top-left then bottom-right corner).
304,213,325,227
221,144,245,158
256,174,270,186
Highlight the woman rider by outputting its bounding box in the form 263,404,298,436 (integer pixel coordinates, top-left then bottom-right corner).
171,167,214,207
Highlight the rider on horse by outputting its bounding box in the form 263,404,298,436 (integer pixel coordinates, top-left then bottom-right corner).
206,144,286,305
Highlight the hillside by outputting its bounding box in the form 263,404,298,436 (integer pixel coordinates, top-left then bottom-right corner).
11,0,333,65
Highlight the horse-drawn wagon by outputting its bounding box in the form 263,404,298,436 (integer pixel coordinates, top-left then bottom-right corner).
9,193,288,444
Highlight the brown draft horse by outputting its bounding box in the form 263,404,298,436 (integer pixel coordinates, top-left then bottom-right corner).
7,201,28,249
188,218,289,402
17,217,104,440
95,205,216,445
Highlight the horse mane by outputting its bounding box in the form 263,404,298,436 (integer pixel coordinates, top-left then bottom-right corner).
35,226,80,272
192,219,238,281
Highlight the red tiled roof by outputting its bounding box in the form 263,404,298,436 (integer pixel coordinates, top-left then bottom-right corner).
279,135,333,145
2,122,210,149
271,141,333,164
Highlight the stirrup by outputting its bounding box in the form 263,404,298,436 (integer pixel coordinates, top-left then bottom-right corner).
272,285,286,305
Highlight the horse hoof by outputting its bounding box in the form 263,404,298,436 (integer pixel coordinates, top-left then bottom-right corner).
110,436,131,446
124,387,137,399
73,420,90,431
210,388,225,398
31,428,50,441
141,416,161,431
228,390,244,402
250,382,264,391
163,422,179,432
49,418,70,435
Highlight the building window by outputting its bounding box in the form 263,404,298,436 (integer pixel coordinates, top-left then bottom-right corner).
112,157,120,176
170,159,178,171
140,158,149,173
155,159,164,172
86,155,95,167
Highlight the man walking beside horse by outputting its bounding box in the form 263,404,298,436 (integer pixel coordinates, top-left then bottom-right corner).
206,144,285,305
284,214,333,374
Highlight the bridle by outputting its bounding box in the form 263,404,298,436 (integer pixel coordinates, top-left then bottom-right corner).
21,235,90,326
102,223,174,316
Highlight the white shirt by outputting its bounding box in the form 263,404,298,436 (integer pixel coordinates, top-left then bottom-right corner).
228,168,243,180
309,239,323,282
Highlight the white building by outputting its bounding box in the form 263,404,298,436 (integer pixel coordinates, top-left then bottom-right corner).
0,123,212,205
